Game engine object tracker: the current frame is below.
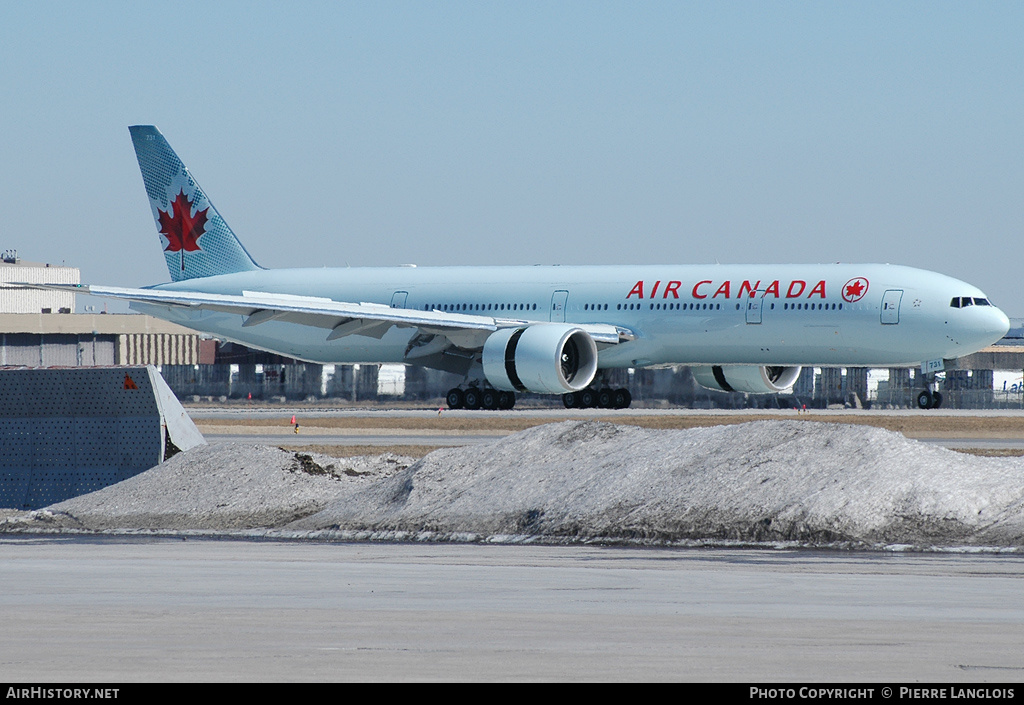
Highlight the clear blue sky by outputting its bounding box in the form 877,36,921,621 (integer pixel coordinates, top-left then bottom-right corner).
2,1,1021,313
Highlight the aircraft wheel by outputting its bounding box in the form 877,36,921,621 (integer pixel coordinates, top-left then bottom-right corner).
916,390,933,409
446,388,464,409
464,387,482,410
580,389,597,408
614,388,631,409
932,391,943,409
597,388,614,408
563,392,580,408
498,391,516,410
481,389,499,410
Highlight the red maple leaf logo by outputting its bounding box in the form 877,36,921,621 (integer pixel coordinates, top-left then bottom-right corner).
842,277,869,302
158,190,208,271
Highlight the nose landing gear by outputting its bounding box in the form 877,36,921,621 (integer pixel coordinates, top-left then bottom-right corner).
916,389,943,409
916,370,944,409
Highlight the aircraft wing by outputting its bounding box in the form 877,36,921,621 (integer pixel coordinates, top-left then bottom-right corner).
28,284,632,349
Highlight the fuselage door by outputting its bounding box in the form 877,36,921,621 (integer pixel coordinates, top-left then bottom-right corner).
880,289,903,324
391,291,409,309
550,290,568,323
745,292,764,324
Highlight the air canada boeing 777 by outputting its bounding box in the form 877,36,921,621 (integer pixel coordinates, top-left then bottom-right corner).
57,126,1011,409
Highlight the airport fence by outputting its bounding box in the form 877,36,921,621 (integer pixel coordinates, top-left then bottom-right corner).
871,389,1024,410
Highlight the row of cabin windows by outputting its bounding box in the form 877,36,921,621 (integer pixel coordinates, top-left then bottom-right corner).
621,302,721,311
950,297,991,308
778,302,842,311
707,302,844,311
639,301,844,312
425,303,539,312
423,300,849,315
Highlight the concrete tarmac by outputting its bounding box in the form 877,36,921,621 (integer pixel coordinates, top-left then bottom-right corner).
2,538,1022,682
204,432,505,446
205,432,1024,450
192,406,1024,451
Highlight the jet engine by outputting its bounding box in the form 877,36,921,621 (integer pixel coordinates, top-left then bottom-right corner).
482,324,599,394
691,365,802,394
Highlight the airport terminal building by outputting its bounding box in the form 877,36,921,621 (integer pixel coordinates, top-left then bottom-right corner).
0,253,209,367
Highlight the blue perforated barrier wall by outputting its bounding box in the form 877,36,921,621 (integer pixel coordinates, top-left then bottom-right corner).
0,366,204,509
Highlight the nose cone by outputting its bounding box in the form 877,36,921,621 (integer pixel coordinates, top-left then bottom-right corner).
990,306,1011,342
971,305,1011,349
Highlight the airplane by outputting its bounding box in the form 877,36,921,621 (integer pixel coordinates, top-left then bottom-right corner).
51,126,1012,410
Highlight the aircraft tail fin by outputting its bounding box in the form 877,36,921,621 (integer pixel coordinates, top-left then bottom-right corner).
129,125,261,282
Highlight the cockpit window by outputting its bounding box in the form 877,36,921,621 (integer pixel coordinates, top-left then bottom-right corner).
951,296,992,308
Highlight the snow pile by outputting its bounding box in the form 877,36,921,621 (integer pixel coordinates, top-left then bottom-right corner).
6,444,413,532
292,420,1024,547
4,420,1024,548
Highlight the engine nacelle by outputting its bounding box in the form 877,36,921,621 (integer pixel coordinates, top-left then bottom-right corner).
482,324,599,394
692,365,802,394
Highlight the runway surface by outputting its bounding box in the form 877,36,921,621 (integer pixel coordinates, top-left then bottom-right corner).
2,539,1022,682
203,432,1024,450
191,406,1024,451
187,406,1024,420
205,432,505,446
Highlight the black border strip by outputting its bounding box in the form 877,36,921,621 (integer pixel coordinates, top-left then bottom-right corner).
504,328,528,392
712,365,735,392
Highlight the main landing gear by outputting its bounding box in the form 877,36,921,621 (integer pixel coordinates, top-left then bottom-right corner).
444,385,633,410
562,386,632,409
445,387,516,410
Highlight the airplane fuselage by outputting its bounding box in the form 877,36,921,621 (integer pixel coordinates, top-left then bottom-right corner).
135,262,1008,370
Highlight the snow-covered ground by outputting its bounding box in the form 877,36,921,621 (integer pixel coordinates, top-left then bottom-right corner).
4,420,1024,549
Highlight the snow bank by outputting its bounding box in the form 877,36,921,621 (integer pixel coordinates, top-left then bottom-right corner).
294,420,1024,547
4,444,413,532
4,421,1024,548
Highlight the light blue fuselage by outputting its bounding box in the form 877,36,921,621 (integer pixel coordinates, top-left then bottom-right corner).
134,262,1009,370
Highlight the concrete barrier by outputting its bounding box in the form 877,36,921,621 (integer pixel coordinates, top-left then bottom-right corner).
0,366,204,509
